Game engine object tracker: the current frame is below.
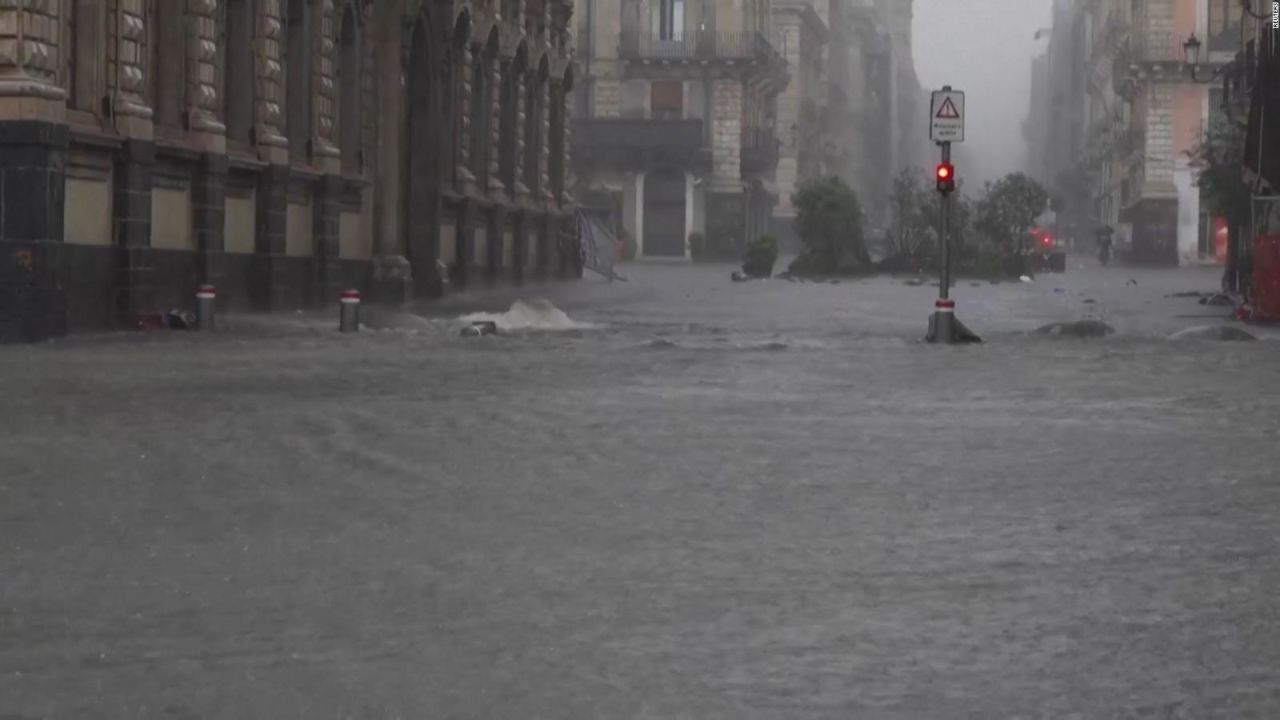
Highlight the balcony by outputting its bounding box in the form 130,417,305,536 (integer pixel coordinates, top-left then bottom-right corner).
1131,31,1185,63
1124,31,1194,83
571,118,711,171
618,31,784,74
740,126,779,174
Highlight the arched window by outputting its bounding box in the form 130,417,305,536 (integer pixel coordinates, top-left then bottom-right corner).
523,59,547,194
470,31,498,187
66,0,105,115
447,15,469,187
286,0,314,161
549,73,569,200
151,0,187,133
500,49,525,193
223,0,256,145
337,3,362,174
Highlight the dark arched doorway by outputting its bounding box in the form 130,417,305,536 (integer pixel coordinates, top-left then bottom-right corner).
405,17,443,296
644,168,686,257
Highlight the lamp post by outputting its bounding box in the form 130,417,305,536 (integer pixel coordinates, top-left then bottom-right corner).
1181,31,1249,294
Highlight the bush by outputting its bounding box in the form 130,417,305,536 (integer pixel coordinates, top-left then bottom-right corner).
687,232,706,262
742,234,778,278
792,176,868,274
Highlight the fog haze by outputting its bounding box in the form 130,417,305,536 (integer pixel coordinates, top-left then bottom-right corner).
913,0,1054,187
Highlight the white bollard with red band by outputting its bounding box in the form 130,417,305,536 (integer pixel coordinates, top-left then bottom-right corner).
339,289,361,333
196,285,216,331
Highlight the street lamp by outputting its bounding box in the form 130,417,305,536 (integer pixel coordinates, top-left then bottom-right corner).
1182,33,1202,67
1182,31,1249,127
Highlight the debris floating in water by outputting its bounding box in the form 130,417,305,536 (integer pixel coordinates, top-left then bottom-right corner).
1168,325,1257,342
1035,320,1115,337
458,299,595,332
460,321,498,337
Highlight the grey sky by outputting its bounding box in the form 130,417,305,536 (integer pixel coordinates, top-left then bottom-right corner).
912,0,1054,186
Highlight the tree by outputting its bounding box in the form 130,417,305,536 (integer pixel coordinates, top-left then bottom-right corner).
882,168,976,273
1190,119,1252,292
791,176,869,274
973,172,1049,274
886,169,932,264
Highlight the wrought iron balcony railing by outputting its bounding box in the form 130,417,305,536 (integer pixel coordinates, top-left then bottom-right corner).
619,31,777,61
1130,31,1184,64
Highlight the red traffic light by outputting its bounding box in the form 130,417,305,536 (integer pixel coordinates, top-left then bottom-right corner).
935,163,956,193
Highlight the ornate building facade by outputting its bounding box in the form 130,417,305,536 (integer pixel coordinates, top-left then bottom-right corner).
0,0,576,342
571,0,788,260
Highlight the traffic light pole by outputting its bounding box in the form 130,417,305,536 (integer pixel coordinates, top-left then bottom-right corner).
940,142,952,303
926,140,978,344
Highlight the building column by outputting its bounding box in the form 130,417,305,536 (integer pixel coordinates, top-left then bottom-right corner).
487,206,505,286
192,153,229,292
253,164,290,309
708,76,745,257
113,139,157,324
313,174,343,304
0,0,68,341
371,0,403,258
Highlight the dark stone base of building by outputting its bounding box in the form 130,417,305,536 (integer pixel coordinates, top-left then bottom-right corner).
1121,198,1179,267
0,242,373,340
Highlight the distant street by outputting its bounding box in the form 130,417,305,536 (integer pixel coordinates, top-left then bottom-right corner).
3,259,1280,718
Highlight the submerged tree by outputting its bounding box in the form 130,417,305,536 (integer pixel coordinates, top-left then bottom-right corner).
791,176,869,275
1190,119,1252,293
883,168,976,273
973,172,1049,274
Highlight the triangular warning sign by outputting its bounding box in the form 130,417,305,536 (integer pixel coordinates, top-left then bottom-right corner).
936,97,960,119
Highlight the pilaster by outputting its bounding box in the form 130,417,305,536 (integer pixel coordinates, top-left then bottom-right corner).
313,0,341,171
313,174,342,303
253,163,289,309
488,57,506,195
113,139,156,322
256,0,289,159
187,0,227,149
457,42,476,191
192,153,228,288
111,0,153,136
513,66,529,198
538,75,552,202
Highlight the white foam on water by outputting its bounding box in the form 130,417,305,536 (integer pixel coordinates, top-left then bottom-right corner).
459,299,597,332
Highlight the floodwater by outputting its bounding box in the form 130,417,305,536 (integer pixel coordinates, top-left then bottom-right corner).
2,260,1279,718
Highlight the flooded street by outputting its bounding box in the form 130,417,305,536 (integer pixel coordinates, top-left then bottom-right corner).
3,261,1280,718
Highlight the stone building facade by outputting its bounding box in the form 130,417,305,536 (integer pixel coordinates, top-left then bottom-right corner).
1028,0,1239,266
0,0,577,342
571,0,788,259
770,0,827,249
826,0,923,230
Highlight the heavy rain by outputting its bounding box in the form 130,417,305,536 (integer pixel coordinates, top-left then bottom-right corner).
2,0,1279,717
